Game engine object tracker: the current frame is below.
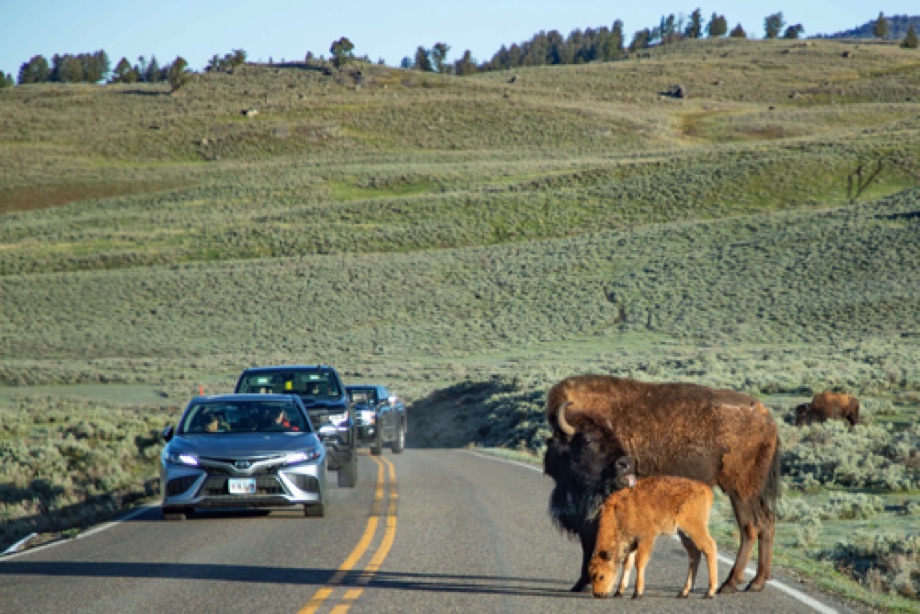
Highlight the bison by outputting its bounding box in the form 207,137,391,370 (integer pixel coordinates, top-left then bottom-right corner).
795,391,859,427
589,476,718,600
543,374,781,595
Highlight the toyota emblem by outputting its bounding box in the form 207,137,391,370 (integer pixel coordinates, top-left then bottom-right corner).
234,460,252,470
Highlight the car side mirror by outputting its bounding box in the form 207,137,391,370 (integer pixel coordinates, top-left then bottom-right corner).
162,425,175,442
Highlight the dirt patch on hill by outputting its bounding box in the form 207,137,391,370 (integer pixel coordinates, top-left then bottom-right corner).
406,380,502,449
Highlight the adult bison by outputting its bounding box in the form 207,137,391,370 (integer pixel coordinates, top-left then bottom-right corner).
795,391,859,427
543,374,781,595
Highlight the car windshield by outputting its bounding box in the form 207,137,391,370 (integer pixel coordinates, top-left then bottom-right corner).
238,370,341,399
180,400,309,434
347,388,376,404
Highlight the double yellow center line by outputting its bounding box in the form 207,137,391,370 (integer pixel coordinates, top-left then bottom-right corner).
299,454,398,614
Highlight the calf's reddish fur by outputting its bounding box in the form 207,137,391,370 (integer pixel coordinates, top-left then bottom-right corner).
589,476,718,599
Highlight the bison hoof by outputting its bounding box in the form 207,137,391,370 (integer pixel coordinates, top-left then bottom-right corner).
677,592,689,599
745,581,766,593
717,582,739,595
592,593,610,599
631,593,643,600
704,593,715,599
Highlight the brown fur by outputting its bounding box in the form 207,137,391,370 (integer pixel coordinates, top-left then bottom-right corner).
795,391,859,427
547,374,780,594
589,476,717,599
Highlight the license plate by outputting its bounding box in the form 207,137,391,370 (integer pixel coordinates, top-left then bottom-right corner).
228,478,256,494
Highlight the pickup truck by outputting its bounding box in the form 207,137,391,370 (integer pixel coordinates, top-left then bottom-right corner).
234,364,359,487
346,384,407,455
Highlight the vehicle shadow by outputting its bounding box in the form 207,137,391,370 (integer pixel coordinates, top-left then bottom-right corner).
0,561,573,598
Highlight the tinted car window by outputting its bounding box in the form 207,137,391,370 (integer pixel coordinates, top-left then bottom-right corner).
180,400,309,434
347,387,377,403
238,370,342,398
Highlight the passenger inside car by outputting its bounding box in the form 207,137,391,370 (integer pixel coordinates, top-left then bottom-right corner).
263,405,302,431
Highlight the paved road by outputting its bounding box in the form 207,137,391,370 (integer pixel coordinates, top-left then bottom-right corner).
0,449,859,613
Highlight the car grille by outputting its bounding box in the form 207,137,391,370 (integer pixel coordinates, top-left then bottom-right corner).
199,474,286,496
166,475,199,497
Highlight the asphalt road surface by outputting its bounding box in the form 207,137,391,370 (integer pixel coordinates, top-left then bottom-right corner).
0,449,862,613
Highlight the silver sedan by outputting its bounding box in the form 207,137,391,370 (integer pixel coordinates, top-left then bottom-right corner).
159,394,328,519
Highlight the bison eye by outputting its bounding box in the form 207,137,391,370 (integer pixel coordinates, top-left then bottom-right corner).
599,550,612,561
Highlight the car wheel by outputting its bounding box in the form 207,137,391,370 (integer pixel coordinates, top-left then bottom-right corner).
391,422,405,454
370,430,383,456
162,506,190,521
304,502,326,518
338,455,358,487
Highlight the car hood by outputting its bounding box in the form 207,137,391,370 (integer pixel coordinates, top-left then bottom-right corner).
169,432,321,457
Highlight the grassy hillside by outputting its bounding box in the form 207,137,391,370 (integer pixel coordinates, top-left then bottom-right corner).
1,38,918,610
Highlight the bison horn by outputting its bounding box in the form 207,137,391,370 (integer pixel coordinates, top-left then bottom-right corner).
556,401,576,437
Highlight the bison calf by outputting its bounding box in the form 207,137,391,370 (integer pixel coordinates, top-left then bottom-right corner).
589,476,718,600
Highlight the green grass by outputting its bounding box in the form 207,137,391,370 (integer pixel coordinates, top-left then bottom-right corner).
1,37,918,608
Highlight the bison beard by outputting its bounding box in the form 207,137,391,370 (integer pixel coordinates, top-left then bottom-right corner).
545,436,636,592
543,374,781,595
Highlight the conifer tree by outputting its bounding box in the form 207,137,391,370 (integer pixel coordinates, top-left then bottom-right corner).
413,46,433,71
873,12,889,39
166,56,193,93
764,12,785,39
453,50,477,75
110,57,136,83
783,24,805,39
902,24,918,49
707,13,728,37
685,8,703,39
145,56,161,83
729,23,747,38
431,42,450,73
330,37,355,68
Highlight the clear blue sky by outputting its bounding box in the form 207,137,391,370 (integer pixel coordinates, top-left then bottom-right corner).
2,1,916,76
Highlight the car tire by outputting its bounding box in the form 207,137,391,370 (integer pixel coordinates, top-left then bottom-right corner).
338,455,358,487
391,422,405,454
370,429,383,456
304,502,326,518
162,506,190,521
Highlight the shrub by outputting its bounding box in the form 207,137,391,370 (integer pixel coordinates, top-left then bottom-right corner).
821,493,885,520
822,532,920,598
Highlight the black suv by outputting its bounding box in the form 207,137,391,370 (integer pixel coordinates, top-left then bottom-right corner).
234,365,358,487
346,384,407,455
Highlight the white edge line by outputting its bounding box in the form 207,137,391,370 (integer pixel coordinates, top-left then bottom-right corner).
0,505,154,561
467,449,839,614
2,533,37,555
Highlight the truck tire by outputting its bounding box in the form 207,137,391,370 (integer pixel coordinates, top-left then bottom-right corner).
304,501,326,517
391,422,405,454
370,430,383,456
338,455,358,487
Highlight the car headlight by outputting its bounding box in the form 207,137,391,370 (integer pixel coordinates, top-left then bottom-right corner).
359,411,375,423
164,451,199,466
285,448,322,465
329,413,348,425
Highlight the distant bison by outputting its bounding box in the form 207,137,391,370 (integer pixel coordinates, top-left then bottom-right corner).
544,375,780,594
794,391,859,427
589,476,718,600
